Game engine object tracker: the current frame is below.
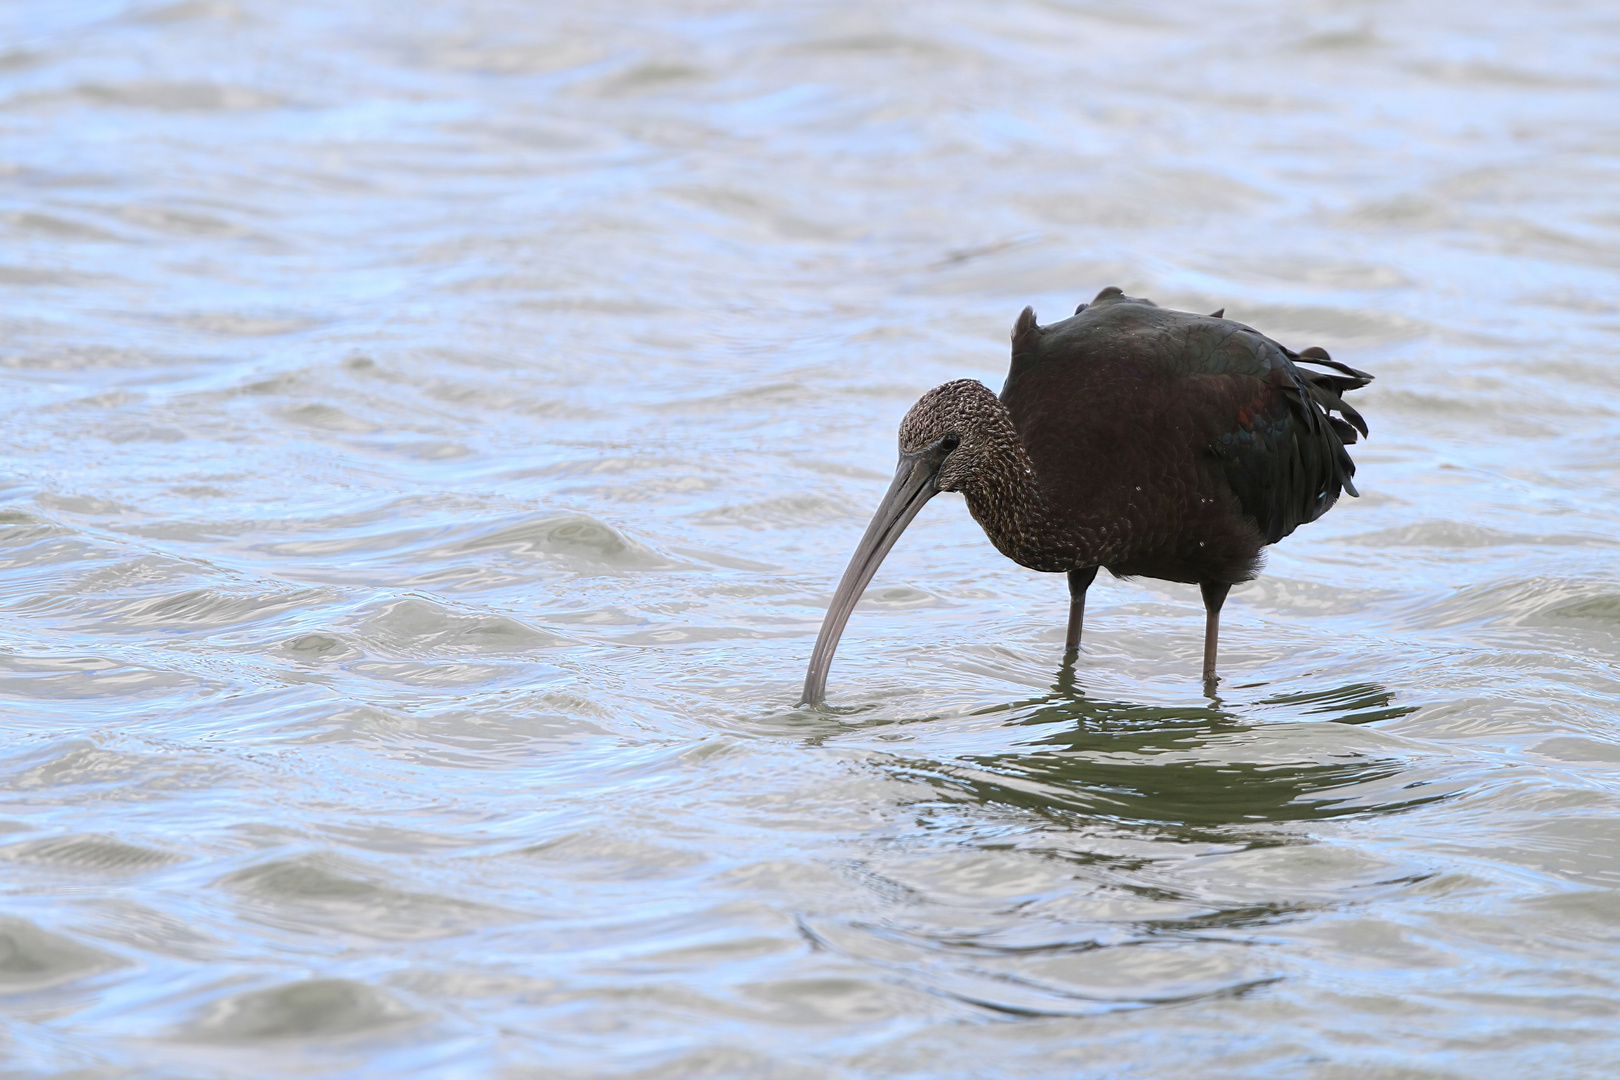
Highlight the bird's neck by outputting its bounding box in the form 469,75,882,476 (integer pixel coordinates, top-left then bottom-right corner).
959,400,1084,573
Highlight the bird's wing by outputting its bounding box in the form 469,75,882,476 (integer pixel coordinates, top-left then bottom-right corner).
1003,292,1371,547
1177,323,1372,545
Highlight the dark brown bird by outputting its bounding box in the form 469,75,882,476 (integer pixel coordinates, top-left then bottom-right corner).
801,286,1371,704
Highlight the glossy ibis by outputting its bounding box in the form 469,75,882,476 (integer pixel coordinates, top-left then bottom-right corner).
801,287,1371,704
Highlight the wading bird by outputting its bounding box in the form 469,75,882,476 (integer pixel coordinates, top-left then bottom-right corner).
801,287,1371,704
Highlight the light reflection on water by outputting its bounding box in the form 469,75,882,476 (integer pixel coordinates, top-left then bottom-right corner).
2,0,1620,1074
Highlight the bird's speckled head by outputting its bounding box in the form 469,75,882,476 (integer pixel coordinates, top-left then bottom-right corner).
803,373,1053,704
898,379,1012,493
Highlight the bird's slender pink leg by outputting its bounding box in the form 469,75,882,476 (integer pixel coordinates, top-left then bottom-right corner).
1064,566,1099,655
1200,581,1231,691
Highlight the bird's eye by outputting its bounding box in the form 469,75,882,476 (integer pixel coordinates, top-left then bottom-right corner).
940,433,961,451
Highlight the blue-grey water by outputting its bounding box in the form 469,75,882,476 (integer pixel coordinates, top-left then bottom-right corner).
3,1,1620,1076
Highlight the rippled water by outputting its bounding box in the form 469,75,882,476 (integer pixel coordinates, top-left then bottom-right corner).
3,0,1620,1075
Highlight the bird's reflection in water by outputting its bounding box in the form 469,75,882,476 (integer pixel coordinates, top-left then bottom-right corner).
889,665,1438,837
803,668,1443,1017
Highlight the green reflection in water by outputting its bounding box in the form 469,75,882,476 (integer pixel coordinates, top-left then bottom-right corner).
1255,680,1420,726
891,670,1443,836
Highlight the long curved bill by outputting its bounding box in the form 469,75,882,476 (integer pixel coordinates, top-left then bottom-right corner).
800,453,940,705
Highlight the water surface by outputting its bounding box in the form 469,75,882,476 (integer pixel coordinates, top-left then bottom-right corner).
3,1,1620,1075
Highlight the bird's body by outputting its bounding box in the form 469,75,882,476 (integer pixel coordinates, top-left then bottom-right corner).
977,287,1367,582
801,287,1371,705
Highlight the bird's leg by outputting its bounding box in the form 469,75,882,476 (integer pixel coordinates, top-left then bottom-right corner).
1064,566,1099,656
1199,581,1231,692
